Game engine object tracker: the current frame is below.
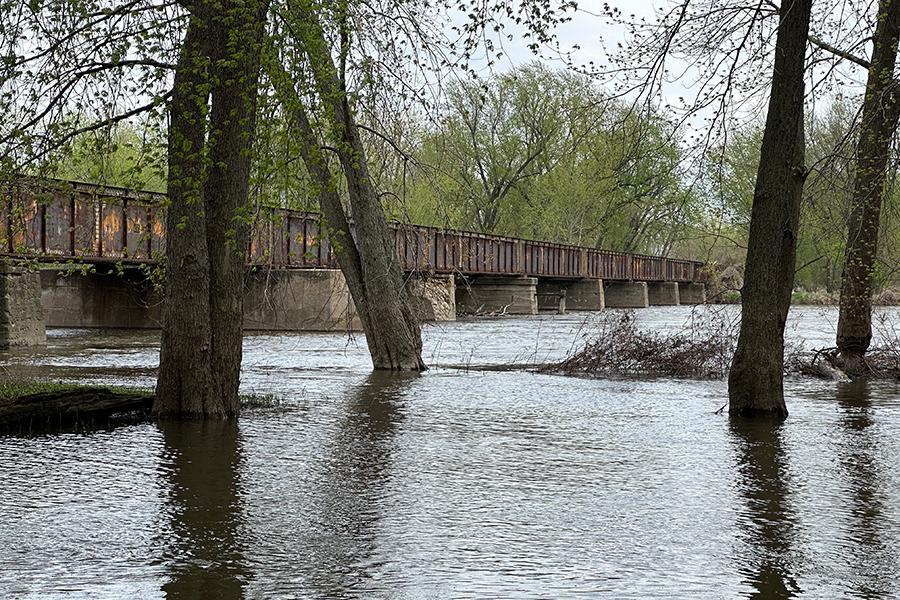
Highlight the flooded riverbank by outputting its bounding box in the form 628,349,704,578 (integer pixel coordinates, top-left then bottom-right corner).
2,306,900,598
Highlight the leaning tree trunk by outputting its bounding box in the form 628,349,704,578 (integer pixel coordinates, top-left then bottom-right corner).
330,97,426,371
155,15,214,417
287,12,426,371
836,0,900,373
728,0,812,418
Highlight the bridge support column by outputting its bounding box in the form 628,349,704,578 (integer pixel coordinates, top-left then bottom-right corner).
648,282,680,306
565,280,605,311
678,282,707,305
0,265,46,348
537,279,604,311
42,267,162,328
604,281,649,308
244,269,361,331
406,275,456,322
536,288,566,314
456,276,537,315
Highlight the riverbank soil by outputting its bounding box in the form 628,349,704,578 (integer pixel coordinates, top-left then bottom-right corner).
0,388,154,431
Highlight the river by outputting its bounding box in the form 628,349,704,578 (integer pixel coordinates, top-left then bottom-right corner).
1,305,900,599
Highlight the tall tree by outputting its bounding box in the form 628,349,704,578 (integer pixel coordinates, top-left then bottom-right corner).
728,0,812,418
835,0,900,373
155,0,269,417
266,0,426,371
404,64,695,254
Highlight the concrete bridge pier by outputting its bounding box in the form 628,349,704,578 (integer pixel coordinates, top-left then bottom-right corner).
243,269,361,331
456,276,537,315
648,282,681,306
678,282,707,305
536,279,604,312
243,270,457,331
603,281,649,308
41,266,162,329
406,274,456,322
0,265,46,348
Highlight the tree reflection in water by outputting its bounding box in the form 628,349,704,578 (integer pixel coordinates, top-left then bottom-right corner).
730,418,801,599
158,420,249,600
834,379,897,598
304,371,416,597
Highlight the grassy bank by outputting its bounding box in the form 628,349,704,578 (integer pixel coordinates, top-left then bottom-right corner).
0,380,154,400
0,379,284,410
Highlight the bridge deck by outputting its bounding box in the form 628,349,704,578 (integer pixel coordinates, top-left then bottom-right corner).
0,179,703,283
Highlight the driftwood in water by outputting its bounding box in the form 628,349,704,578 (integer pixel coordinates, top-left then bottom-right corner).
0,388,155,431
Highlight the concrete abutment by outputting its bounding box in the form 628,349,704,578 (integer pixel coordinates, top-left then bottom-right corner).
39,267,457,332
0,265,46,348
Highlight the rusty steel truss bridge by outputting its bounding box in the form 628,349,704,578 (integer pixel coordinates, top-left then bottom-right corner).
0,179,704,284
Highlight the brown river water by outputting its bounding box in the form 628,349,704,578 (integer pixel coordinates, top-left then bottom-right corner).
1,306,899,599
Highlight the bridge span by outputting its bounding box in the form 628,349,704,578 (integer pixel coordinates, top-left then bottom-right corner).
0,179,706,345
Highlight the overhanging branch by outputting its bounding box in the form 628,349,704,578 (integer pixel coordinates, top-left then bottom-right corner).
808,34,870,70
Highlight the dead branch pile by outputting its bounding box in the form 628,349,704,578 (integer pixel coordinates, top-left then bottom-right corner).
546,310,737,379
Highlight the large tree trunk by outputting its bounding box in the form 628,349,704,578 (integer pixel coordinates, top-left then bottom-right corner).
728,0,812,419
836,0,900,373
155,0,268,418
328,96,426,371
204,0,267,413
271,11,426,371
155,15,215,417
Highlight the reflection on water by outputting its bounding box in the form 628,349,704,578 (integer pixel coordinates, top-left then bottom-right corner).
730,419,800,598
2,307,900,598
289,372,415,598
832,380,898,599
159,420,248,600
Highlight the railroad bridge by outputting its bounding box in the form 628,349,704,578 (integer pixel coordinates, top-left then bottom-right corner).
0,179,705,346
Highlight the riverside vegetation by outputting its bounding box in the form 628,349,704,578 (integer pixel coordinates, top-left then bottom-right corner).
546,308,900,382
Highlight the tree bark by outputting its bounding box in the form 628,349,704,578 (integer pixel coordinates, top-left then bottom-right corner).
836,0,900,372
155,14,215,417
327,94,426,371
155,0,268,418
205,0,267,413
728,0,812,419
271,9,426,371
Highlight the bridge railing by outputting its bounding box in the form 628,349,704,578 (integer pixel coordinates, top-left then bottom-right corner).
1,179,704,282
247,207,337,268
1,180,166,261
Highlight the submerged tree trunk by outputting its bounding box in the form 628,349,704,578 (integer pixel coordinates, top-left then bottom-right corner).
728,0,812,419
268,9,426,371
204,0,266,411
327,93,426,371
156,15,215,417
155,0,268,418
836,0,900,373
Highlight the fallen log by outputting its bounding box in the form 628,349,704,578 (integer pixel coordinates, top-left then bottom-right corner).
0,388,155,431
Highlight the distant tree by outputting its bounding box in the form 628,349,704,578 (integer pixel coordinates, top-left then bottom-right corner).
406,63,695,254
704,101,861,294
53,122,167,192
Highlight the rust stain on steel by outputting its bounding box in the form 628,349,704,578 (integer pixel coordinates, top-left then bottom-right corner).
3,179,704,282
